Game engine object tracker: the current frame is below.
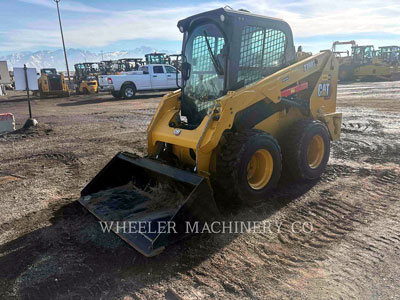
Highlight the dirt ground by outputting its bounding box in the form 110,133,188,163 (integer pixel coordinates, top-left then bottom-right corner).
0,82,399,300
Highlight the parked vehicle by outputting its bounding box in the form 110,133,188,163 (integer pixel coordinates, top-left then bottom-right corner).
74,63,99,94
38,68,69,98
145,53,169,65
80,7,342,256
98,64,180,99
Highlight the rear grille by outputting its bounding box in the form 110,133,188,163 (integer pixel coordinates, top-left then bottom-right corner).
48,77,63,91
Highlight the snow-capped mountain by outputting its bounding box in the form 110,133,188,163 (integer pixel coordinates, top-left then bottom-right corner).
0,46,173,71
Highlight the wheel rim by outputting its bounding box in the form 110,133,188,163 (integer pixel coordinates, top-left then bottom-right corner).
247,149,273,190
307,135,325,169
125,87,134,97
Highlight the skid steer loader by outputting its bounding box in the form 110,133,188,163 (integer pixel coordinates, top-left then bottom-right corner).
37,68,69,98
79,8,342,257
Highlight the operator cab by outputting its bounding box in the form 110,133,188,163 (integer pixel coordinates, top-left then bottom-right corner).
100,60,118,75
351,45,375,65
145,53,169,65
379,46,400,64
117,58,144,72
177,7,296,126
41,68,58,76
83,62,100,75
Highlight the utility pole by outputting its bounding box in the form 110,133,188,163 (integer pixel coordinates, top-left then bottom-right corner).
23,65,32,119
54,0,71,92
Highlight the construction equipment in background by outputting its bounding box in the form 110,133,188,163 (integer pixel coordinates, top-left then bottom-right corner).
378,46,400,65
332,40,356,55
99,60,118,75
168,54,182,70
116,58,144,73
0,61,12,94
332,40,357,81
145,53,182,69
145,52,170,65
296,46,313,61
99,59,144,76
79,8,342,257
350,45,400,81
333,41,400,81
37,68,69,98
74,63,99,94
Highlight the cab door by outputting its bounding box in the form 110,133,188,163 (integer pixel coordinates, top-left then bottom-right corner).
150,65,168,89
165,65,179,88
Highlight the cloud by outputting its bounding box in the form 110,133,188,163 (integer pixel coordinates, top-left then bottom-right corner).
18,0,104,13
2,0,400,52
235,0,400,37
0,2,225,51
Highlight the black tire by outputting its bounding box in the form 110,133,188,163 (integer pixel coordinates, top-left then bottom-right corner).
282,119,330,181
38,85,44,99
83,88,89,95
111,91,121,99
121,83,136,99
213,129,282,204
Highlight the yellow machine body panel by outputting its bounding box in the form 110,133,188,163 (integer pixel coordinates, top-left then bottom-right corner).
353,64,399,81
147,51,342,178
78,80,98,94
38,71,69,97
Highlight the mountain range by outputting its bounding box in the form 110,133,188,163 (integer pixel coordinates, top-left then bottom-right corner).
0,46,173,71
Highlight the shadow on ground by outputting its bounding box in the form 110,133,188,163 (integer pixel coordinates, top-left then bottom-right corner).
0,174,318,300
57,93,165,107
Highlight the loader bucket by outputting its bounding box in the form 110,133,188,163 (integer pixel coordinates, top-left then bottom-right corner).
79,152,219,257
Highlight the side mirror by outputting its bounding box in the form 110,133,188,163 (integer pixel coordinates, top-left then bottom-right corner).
181,62,191,81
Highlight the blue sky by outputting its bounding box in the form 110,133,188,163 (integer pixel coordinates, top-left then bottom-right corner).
1,0,400,55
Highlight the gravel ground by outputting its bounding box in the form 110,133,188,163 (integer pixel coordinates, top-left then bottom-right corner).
0,83,399,300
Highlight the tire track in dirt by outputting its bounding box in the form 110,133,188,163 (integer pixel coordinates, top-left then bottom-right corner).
176,164,400,299
258,165,400,298
317,203,400,299
0,152,82,179
110,103,400,299
333,110,400,164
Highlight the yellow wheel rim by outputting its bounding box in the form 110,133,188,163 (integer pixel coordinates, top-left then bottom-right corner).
247,149,273,190
307,135,325,169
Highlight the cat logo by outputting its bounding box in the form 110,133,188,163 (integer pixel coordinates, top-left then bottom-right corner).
318,82,330,98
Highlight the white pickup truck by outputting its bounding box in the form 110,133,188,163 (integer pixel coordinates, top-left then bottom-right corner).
98,64,181,99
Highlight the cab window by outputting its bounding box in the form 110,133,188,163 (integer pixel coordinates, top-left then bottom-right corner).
165,66,177,73
141,66,149,74
238,26,286,86
153,66,164,74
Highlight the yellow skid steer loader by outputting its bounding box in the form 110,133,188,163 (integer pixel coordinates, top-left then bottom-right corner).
38,68,69,98
79,8,342,256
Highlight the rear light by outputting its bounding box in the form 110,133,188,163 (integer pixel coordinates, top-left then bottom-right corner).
107,77,113,84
